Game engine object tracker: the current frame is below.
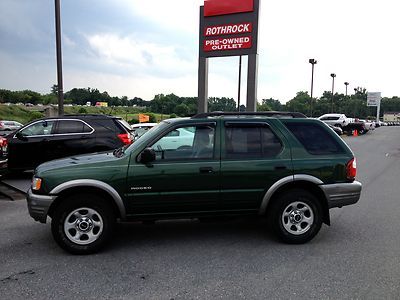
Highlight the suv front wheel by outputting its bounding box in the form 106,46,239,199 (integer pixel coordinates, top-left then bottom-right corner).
51,194,115,254
269,189,323,244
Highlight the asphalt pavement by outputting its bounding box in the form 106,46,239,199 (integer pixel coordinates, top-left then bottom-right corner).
0,127,399,299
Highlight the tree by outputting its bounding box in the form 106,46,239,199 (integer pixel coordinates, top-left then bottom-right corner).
208,97,236,112
175,103,189,116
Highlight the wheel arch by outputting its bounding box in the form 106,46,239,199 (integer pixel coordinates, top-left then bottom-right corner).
47,180,126,220
259,175,330,225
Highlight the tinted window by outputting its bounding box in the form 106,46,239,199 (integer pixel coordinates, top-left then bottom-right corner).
225,124,282,159
151,125,215,160
284,122,345,155
20,120,55,136
56,120,91,134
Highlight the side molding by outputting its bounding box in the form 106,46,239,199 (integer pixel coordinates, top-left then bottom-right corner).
50,179,126,220
258,174,324,215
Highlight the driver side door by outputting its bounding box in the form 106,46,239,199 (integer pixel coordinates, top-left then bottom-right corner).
125,122,220,215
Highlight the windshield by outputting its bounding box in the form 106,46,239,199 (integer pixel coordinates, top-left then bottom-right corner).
122,121,170,154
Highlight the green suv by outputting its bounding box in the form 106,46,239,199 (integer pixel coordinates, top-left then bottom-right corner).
27,112,362,254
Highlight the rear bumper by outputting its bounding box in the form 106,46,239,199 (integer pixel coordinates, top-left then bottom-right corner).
320,181,362,208
26,188,57,223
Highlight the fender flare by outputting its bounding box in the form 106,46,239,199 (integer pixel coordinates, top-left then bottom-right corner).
258,174,324,215
50,179,126,220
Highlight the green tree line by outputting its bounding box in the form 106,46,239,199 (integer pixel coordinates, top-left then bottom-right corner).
1,86,400,118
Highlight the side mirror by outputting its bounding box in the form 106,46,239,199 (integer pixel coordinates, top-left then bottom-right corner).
139,148,156,164
15,131,28,141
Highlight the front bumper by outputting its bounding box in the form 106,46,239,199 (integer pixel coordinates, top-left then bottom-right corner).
320,181,362,208
26,188,57,223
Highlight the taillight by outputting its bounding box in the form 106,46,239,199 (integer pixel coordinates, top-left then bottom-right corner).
0,137,7,147
117,133,132,145
346,158,357,181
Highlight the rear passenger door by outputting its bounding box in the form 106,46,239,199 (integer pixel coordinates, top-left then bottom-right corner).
220,121,293,211
49,119,95,160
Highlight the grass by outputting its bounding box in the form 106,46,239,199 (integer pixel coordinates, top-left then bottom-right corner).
0,105,43,124
0,104,170,125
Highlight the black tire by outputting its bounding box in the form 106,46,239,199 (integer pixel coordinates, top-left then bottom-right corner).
268,189,323,244
51,194,116,254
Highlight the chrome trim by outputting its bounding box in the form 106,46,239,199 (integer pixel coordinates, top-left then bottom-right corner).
320,181,362,208
50,179,126,220
27,188,57,223
258,174,324,215
13,118,94,138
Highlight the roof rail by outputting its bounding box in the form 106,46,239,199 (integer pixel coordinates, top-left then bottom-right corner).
191,111,307,119
63,114,115,118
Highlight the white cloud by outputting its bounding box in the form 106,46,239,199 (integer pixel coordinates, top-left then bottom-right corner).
86,33,195,76
120,0,203,34
2,0,400,104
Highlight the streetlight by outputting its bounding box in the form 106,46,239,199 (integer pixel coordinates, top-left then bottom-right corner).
54,0,64,116
330,73,336,113
309,59,317,116
344,82,349,96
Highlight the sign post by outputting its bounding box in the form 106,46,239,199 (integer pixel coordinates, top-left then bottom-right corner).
198,0,260,113
367,92,382,122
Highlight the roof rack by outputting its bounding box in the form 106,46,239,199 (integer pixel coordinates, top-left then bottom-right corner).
191,111,307,119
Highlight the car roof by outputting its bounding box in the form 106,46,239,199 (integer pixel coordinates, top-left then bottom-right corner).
131,123,158,128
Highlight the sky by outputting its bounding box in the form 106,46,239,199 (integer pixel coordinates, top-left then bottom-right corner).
0,0,399,104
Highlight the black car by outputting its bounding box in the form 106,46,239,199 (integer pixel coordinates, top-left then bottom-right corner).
6,114,133,172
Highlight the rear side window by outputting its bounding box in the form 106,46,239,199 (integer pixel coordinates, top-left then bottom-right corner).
56,120,92,134
116,119,133,132
284,122,345,155
225,123,282,159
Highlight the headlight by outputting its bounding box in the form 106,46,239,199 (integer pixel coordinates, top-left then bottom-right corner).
32,177,42,191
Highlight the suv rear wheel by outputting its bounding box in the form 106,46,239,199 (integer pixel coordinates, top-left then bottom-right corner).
51,194,115,254
269,189,323,244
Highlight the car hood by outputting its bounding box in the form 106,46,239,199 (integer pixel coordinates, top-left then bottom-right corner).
35,150,120,173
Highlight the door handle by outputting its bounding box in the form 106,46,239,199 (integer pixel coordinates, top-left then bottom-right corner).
199,167,214,173
274,165,287,170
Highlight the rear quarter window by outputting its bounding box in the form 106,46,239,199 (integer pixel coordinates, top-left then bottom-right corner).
284,122,345,155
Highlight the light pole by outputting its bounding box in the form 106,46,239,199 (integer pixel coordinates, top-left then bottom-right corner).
237,56,242,111
330,73,336,113
344,82,349,96
54,0,64,116
309,59,317,116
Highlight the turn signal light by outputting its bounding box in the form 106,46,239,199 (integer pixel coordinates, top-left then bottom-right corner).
32,177,42,191
346,158,357,181
117,133,133,145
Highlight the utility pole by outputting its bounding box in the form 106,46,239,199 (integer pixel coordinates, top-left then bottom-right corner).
55,0,64,116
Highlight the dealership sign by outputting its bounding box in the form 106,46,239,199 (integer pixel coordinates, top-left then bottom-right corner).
367,92,381,107
199,0,260,58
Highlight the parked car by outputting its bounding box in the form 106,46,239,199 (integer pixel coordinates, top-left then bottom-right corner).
360,120,375,131
318,114,351,128
6,114,133,172
327,124,343,135
27,112,362,254
0,120,23,131
131,123,158,140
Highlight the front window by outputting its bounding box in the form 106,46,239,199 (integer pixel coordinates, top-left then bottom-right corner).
19,120,55,136
150,125,215,161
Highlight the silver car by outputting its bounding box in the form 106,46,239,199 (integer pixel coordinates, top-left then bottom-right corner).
0,120,23,131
